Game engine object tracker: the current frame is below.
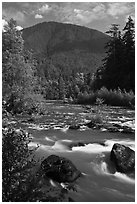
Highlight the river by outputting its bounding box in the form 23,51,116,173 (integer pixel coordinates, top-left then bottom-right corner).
14,102,135,202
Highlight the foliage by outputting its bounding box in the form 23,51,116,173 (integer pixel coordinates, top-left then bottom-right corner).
2,126,39,201
86,114,103,124
23,93,46,114
77,87,135,108
2,19,41,114
94,16,135,92
122,16,135,91
2,125,76,202
95,97,104,106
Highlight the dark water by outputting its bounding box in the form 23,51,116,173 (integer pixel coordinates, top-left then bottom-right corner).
16,103,135,202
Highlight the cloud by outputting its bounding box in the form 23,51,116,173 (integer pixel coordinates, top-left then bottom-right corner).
71,3,106,24
107,3,133,18
2,18,23,32
68,2,134,25
2,19,8,31
2,2,135,31
38,4,51,14
16,25,23,30
14,11,25,22
66,2,134,27
35,14,43,19
3,8,25,23
74,9,81,14
2,19,8,27
92,3,105,13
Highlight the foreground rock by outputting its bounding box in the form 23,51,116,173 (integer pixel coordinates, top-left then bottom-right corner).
40,155,81,183
110,143,135,173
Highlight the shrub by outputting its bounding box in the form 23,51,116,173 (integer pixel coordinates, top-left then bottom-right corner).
97,87,109,101
2,126,39,201
86,114,103,124
3,92,46,115
23,93,45,114
77,92,89,104
76,87,135,108
88,91,97,104
95,97,104,106
123,90,135,107
77,91,96,104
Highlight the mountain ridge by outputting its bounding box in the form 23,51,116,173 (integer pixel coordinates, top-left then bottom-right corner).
22,21,110,56
22,21,110,80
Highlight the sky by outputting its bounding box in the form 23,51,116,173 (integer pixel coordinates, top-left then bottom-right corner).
2,2,135,33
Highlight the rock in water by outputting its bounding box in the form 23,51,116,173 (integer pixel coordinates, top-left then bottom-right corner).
40,155,81,183
69,124,80,130
85,121,95,128
110,143,135,173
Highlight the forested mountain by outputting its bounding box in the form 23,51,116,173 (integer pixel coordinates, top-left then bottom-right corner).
22,21,109,55
22,21,109,75
21,21,111,99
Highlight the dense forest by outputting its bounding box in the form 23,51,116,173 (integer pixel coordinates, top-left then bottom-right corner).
2,16,135,114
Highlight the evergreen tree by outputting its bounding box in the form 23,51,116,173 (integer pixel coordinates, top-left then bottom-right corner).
122,16,135,91
94,18,135,92
94,24,124,90
123,16,135,53
2,19,39,113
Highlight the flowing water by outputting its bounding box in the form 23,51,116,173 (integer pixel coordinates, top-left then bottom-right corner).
15,102,135,202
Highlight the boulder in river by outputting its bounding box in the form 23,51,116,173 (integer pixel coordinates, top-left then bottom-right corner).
40,155,81,183
121,126,134,134
69,124,80,130
107,126,119,133
85,121,96,128
110,143,135,173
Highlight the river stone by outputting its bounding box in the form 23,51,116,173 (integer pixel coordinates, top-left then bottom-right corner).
107,126,119,133
103,124,119,132
110,143,135,173
121,126,134,134
40,155,81,183
85,121,96,128
69,124,80,130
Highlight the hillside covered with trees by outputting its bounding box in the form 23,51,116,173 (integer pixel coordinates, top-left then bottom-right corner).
22,21,109,100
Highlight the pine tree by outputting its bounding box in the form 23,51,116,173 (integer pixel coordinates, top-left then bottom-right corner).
95,24,124,90
94,19,134,92
123,16,135,53
122,16,135,91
